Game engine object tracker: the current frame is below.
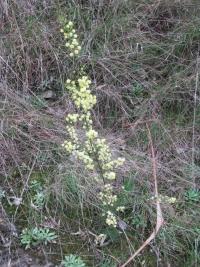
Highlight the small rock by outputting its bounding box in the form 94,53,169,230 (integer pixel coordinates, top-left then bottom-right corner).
117,219,128,231
42,90,56,100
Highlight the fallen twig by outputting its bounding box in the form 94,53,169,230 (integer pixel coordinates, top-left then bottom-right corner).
120,124,164,267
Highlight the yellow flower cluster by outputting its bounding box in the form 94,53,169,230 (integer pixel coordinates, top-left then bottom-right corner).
79,112,93,126
99,184,117,206
86,129,98,140
62,140,76,153
62,123,79,153
160,195,177,204
105,211,117,228
116,206,125,212
60,21,81,57
102,157,125,171
66,113,79,124
66,77,96,112
150,195,176,204
76,150,94,170
61,20,126,228
95,138,111,163
66,125,78,141
104,171,116,180
93,138,125,181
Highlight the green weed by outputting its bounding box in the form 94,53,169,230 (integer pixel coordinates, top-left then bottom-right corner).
62,254,86,267
20,227,57,249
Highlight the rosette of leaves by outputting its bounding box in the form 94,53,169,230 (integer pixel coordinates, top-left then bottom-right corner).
185,188,200,202
20,227,57,249
62,254,86,267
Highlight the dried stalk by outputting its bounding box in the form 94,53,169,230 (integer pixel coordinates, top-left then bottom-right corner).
120,124,164,267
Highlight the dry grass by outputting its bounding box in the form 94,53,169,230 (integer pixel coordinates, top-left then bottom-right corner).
0,0,200,266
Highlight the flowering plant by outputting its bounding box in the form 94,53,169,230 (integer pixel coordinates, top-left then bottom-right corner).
61,20,125,227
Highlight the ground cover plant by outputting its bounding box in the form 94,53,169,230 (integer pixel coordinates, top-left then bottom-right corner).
0,0,200,266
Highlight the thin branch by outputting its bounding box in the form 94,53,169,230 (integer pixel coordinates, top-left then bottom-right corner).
191,55,199,188
120,124,164,267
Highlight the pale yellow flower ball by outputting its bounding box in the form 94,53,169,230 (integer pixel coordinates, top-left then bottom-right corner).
68,21,73,27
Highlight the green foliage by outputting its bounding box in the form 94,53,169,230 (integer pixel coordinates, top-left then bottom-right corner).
65,174,79,196
0,187,5,201
131,215,146,229
20,227,57,249
99,258,116,267
30,180,43,191
29,96,47,109
131,82,145,97
32,191,45,209
174,24,200,58
123,178,134,192
103,228,120,242
185,188,200,202
30,180,45,209
62,254,86,267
